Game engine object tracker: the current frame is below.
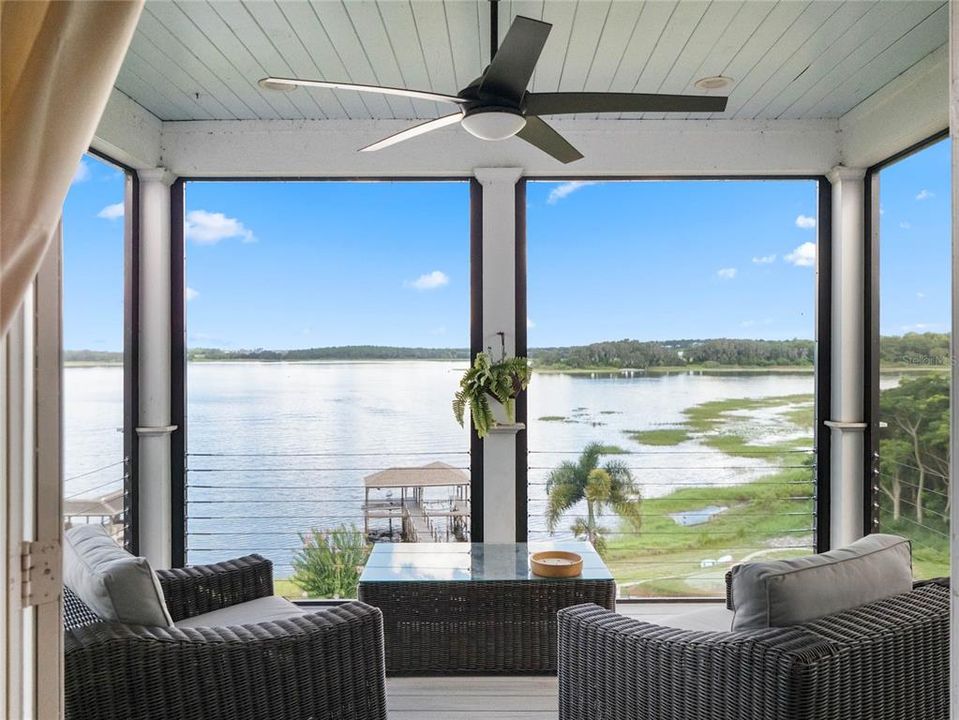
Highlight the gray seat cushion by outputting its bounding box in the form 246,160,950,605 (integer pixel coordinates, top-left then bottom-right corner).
174,595,307,629
63,525,173,627
656,605,733,632
730,533,913,631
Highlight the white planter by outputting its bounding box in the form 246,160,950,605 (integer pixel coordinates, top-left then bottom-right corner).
489,398,517,428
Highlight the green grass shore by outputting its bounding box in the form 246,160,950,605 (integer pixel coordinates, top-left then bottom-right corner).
603,390,948,596
605,392,818,597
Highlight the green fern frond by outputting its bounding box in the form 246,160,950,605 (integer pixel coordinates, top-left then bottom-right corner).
452,351,531,438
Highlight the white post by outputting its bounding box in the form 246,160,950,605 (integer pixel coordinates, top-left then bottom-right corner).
826,165,867,547
137,168,176,568
948,2,958,716
474,167,523,545
34,227,64,720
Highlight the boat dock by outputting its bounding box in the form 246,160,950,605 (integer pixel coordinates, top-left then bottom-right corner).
363,461,470,542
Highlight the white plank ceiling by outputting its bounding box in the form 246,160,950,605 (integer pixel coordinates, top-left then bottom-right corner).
119,0,948,123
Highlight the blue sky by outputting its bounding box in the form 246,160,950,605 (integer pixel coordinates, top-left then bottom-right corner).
63,140,950,351
878,139,952,336
63,155,126,351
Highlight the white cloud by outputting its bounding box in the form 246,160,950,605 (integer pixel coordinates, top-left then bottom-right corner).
185,210,255,244
407,270,449,290
97,202,124,220
899,221,911,230
72,161,91,184
527,317,536,329
185,287,199,302
785,242,816,267
752,254,776,265
717,267,737,280
795,214,816,229
900,322,940,333
547,181,598,204
916,189,934,201
917,292,926,300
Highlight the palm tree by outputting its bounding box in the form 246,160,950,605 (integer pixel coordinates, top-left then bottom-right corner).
545,442,642,558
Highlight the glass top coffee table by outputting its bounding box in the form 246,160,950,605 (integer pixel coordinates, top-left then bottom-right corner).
358,541,615,675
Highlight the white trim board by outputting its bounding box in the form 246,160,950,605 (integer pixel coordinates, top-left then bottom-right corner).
154,118,841,177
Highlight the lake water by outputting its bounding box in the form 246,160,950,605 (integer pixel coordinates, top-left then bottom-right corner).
64,361,827,576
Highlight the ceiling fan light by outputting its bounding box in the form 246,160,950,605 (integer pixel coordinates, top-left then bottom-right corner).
694,75,734,91
461,109,527,141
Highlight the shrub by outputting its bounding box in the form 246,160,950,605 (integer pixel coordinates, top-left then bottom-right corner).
291,524,370,599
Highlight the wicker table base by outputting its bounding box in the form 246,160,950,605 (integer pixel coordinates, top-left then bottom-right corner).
358,541,615,675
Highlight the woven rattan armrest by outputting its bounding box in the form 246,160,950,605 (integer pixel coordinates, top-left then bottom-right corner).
155,554,273,622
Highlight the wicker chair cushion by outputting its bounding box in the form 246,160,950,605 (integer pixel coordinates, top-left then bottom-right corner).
63,525,173,627
730,533,912,630
655,604,734,632
173,595,307,628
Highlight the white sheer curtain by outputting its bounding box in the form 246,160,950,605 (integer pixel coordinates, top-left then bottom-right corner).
1,0,143,335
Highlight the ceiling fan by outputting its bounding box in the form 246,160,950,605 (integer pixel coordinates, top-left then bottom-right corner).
259,10,727,163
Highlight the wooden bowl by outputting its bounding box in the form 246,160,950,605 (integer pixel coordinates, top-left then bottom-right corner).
530,550,583,578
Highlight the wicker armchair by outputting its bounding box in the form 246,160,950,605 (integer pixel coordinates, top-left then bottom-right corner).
64,554,387,720
558,579,949,720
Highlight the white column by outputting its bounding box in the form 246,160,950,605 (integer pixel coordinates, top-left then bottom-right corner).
826,165,867,547
137,168,176,568
474,167,523,544
948,3,958,716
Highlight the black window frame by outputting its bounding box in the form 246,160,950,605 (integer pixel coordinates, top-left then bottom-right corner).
521,175,833,554
170,176,475,566
73,148,141,553
863,128,951,536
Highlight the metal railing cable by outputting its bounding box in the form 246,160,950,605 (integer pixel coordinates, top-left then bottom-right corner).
64,459,125,484
64,476,125,500
877,457,949,482
188,450,469,458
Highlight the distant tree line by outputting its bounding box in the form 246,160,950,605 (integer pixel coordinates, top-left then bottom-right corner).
63,350,124,362
531,338,817,369
878,332,950,367
187,345,470,361
64,332,950,369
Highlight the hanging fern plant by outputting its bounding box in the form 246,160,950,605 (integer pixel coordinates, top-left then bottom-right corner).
453,351,532,438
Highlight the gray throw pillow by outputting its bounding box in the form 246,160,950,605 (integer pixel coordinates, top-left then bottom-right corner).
730,533,912,631
63,525,173,627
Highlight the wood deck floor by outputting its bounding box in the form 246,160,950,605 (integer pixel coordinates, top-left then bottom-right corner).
385,602,711,719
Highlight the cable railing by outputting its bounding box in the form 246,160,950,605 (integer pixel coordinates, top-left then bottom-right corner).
871,467,949,578
185,449,472,586
185,442,818,600
63,457,128,545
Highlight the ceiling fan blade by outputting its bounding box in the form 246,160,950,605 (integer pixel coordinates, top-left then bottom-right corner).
516,116,583,164
525,92,728,115
359,113,463,152
479,16,551,104
259,77,467,105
